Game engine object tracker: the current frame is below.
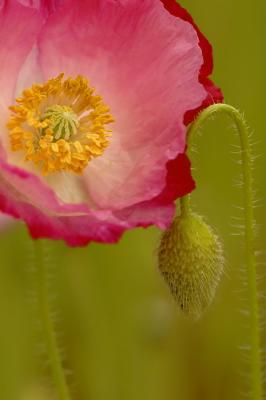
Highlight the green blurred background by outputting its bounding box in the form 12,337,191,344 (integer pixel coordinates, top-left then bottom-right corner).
0,1,265,399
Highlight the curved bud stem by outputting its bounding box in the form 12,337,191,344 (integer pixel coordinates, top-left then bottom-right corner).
181,104,262,400
33,239,72,400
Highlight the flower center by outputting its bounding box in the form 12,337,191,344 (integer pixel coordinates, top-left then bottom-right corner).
7,74,114,175
42,105,80,141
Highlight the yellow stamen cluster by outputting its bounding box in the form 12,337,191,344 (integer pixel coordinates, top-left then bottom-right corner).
7,74,114,175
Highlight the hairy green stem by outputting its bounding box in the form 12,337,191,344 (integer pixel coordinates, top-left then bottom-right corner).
181,103,262,400
34,239,72,400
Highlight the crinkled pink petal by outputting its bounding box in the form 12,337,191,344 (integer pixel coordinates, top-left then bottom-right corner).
0,0,43,108
38,0,207,211
114,153,195,228
0,192,127,246
0,150,130,245
160,0,223,124
115,153,194,219
15,0,63,15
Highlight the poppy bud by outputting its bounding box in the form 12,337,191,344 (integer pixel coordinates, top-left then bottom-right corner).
158,213,224,318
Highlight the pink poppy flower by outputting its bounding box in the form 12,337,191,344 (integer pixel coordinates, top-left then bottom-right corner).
0,0,222,246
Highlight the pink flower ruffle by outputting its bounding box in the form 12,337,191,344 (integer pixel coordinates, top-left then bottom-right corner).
0,0,222,246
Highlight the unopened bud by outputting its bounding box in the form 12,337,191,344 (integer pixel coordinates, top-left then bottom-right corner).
158,213,224,318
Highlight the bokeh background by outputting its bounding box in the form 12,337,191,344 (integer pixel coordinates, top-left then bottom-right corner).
0,1,265,399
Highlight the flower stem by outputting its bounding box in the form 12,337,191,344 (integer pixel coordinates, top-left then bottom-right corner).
180,193,190,217
182,103,262,400
33,239,72,400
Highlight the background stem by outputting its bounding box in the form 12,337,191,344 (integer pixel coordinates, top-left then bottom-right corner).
184,104,262,400
34,239,72,400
